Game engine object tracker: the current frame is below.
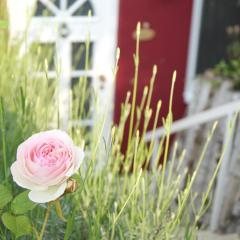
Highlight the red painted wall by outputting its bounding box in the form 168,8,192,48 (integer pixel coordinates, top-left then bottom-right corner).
114,0,193,131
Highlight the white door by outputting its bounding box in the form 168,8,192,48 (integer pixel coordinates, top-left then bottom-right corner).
25,0,119,133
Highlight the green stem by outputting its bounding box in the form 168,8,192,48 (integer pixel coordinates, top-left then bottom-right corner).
0,97,7,181
38,203,51,240
111,169,142,240
127,22,141,153
79,33,90,120
158,72,176,207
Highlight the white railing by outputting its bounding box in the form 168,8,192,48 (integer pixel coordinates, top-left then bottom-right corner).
145,100,240,231
145,100,240,141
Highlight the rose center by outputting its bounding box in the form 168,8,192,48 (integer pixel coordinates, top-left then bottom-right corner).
36,143,68,167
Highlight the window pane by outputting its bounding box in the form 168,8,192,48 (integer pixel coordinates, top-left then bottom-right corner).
35,0,60,16
70,125,92,148
67,0,74,8
71,77,92,120
35,1,54,16
72,42,93,70
31,43,55,71
52,0,60,8
67,0,94,16
73,1,94,16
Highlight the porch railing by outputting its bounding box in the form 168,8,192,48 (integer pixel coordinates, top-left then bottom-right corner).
145,100,240,231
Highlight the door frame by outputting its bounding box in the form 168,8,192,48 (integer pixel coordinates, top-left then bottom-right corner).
184,0,204,103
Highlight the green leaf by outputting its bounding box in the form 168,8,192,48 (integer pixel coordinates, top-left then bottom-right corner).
1,213,31,238
64,210,75,240
0,184,12,209
11,191,36,214
0,20,8,29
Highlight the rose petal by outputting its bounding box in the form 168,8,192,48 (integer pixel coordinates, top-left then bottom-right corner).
10,162,47,191
28,182,67,203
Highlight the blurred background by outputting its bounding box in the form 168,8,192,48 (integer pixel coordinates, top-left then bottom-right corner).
6,0,240,130
3,0,240,238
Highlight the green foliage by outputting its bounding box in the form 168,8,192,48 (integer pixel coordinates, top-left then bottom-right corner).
0,188,36,239
0,20,7,29
0,41,58,238
64,211,75,240
1,213,32,238
0,42,58,183
214,59,240,90
0,23,231,239
0,184,12,209
227,39,240,60
213,24,240,90
11,191,36,214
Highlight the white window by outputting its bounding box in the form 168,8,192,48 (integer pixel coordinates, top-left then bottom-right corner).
8,0,119,135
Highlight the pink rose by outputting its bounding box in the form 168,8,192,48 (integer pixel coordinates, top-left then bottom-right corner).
10,130,84,203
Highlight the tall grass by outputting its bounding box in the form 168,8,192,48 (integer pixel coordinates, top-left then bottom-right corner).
0,23,234,240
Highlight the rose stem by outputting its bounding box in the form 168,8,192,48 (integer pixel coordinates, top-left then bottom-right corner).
38,202,51,240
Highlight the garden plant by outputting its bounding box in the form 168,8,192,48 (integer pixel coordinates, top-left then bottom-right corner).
0,18,235,240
